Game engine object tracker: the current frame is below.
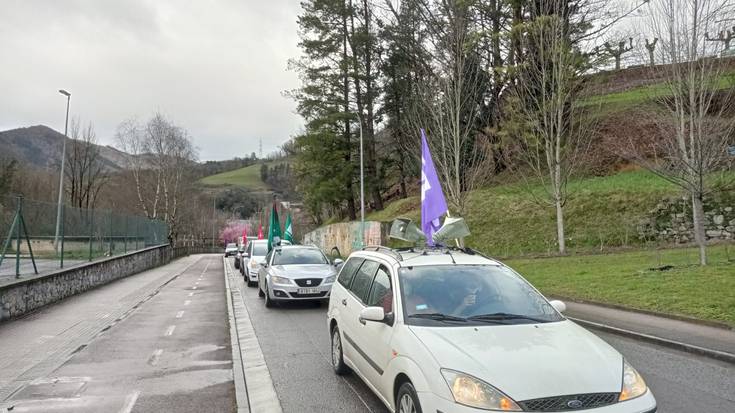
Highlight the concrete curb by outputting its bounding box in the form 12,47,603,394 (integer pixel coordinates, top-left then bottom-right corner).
223,258,283,413
224,259,250,413
570,317,735,365
554,295,733,331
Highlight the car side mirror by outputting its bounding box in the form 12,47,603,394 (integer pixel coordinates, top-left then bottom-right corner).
359,306,386,325
549,300,566,313
333,258,344,268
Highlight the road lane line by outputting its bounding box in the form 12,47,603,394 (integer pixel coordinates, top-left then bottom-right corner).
118,390,140,413
192,286,197,290
148,349,163,366
188,292,194,297
165,325,176,336
176,311,184,318
184,300,191,306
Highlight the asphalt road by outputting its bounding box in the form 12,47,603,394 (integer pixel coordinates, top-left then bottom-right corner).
0,254,235,413
230,259,735,413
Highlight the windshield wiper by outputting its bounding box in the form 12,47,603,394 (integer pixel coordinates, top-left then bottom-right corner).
466,312,548,323
408,313,467,323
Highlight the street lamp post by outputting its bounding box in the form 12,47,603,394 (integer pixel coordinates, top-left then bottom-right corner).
54,90,71,251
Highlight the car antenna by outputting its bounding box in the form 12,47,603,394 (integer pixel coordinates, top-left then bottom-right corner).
441,244,457,264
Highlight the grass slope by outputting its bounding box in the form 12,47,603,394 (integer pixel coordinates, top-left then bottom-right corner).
199,163,269,191
507,245,735,326
369,169,677,256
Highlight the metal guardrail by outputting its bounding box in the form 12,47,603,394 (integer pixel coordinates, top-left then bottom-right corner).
0,195,170,279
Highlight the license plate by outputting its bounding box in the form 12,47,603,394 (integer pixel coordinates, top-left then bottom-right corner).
297,288,320,295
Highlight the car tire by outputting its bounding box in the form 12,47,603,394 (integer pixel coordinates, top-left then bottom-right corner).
264,283,275,308
396,382,422,413
258,287,265,298
330,325,350,375
246,280,256,288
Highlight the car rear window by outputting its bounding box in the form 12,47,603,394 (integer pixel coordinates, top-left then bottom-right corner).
349,260,379,303
337,257,364,288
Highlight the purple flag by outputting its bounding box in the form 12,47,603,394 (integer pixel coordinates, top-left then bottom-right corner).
420,129,448,246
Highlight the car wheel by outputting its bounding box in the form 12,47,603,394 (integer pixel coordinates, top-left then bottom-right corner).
330,325,349,375
396,382,422,413
264,283,275,308
258,286,265,298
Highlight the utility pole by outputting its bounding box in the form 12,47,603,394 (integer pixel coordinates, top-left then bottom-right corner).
54,89,71,251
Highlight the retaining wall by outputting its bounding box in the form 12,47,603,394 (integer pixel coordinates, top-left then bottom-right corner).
303,221,389,257
0,244,212,322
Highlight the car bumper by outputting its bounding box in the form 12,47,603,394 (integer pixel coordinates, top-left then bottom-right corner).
269,282,334,301
246,268,258,281
421,390,656,413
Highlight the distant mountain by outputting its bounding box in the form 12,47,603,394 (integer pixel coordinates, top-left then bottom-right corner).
0,125,132,171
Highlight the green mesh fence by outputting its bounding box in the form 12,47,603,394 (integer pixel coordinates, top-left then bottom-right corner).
0,195,169,280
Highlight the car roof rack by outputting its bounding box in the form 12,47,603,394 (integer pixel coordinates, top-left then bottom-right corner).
361,245,403,261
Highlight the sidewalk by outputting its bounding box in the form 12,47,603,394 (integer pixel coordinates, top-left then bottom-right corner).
562,300,735,362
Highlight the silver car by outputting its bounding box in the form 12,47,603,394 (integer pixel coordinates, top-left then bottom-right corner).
257,245,342,307
243,239,292,287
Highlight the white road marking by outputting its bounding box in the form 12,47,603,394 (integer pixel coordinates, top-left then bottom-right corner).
195,281,199,285
192,286,197,290
165,325,176,336
101,313,111,319
148,349,163,366
176,311,184,318
118,390,140,413
188,292,194,297
184,300,191,306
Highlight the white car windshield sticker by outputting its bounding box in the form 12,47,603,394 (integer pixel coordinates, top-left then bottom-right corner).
416,304,428,310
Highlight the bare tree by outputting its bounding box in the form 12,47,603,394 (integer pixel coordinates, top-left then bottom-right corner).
705,25,734,50
619,0,735,265
64,118,108,209
510,0,597,254
645,38,659,66
604,37,634,69
407,0,491,216
115,113,198,244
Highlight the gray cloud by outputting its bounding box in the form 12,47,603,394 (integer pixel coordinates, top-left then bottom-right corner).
0,0,303,160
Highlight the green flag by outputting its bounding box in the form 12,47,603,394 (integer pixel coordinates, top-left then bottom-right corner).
267,201,282,252
284,214,293,243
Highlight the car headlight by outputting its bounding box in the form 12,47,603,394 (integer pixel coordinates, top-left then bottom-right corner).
619,360,647,401
441,369,520,411
270,275,292,285
324,274,336,284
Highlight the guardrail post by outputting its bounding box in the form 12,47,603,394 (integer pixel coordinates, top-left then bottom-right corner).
60,204,65,269
0,198,20,270
88,209,94,262
123,215,128,253
108,210,113,256
15,197,22,278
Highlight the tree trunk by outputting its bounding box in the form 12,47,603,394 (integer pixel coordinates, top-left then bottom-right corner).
691,193,707,265
555,196,566,254
342,1,357,221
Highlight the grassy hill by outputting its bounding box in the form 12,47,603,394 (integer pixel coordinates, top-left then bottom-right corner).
199,162,270,191
368,169,680,257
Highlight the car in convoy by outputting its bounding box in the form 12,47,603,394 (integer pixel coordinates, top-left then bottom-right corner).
257,245,341,308
224,243,238,257
234,244,247,270
242,240,270,287
327,246,656,413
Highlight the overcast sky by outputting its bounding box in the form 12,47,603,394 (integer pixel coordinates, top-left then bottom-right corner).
0,0,303,161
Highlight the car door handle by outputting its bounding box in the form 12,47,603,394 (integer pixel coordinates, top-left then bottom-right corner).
341,299,347,306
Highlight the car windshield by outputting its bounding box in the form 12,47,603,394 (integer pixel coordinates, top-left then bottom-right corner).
273,248,328,265
251,243,268,256
399,265,563,326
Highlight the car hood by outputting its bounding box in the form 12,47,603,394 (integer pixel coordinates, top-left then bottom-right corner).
272,264,335,278
410,320,623,402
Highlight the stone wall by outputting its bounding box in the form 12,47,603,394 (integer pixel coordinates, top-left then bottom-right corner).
637,194,735,243
0,245,186,322
302,221,389,257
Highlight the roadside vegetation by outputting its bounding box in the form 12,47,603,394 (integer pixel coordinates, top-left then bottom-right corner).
199,163,270,191
507,245,735,326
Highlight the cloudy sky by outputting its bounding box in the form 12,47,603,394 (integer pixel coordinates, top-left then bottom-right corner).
0,0,303,161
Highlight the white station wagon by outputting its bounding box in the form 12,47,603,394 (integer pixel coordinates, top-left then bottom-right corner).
327,246,656,413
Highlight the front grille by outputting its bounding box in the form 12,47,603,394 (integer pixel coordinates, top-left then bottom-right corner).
290,291,328,298
294,278,323,287
518,393,619,412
